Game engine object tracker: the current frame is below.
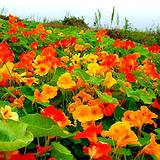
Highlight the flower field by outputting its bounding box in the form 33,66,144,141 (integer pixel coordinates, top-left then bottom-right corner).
0,15,160,160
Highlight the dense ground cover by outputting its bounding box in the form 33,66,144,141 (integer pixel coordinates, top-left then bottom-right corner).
0,15,160,160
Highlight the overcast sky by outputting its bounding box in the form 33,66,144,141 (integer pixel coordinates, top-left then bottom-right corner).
1,0,160,29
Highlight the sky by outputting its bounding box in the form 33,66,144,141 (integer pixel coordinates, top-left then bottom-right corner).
0,0,160,30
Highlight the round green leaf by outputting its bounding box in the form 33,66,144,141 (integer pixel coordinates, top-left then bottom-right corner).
0,120,33,151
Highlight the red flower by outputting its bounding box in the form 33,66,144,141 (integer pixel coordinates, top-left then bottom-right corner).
41,105,71,128
100,103,116,116
148,44,160,53
74,123,102,142
100,54,118,68
14,51,36,71
49,158,56,160
30,41,38,50
152,98,160,110
11,153,35,160
83,142,112,160
11,36,18,43
125,71,136,82
0,42,14,62
95,29,108,42
113,39,135,50
37,145,51,156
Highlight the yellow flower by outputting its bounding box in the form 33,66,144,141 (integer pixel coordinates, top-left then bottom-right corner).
79,30,84,34
101,121,141,150
61,56,69,63
103,72,117,88
0,105,19,121
0,62,14,81
82,53,98,63
87,63,101,76
57,72,76,89
72,105,103,123
46,30,52,34
34,63,50,76
71,53,81,64
42,84,58,99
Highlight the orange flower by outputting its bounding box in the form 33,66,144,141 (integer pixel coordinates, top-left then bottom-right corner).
74,90,93,103
42,84,58,99
101,121,141,150
67,98,82,114
72,105,103,123
103,72,117,88
122,106,158,131
0,105,19,121
21,77,38,86
11,95,25,109
57,72,76,89
75,44,84,52
34,89,49,103
136,133,160,159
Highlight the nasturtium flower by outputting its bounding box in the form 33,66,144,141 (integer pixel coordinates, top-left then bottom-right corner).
34,89,49,103
136,133,160,160
11,95,25,109
61,56,69,64
57,72,76,89
41,105,71,128
87,62,101,76
103,71,117,88
0,62,14,81
75,44,84,52
74,123,102,142
72,105,103,123
101,121,141,150
21,77,38,86
11,152,35,160
36,145,51,157
83,141,112,160
34,63,50,76
82,53,98,63
71,53,81,64
30,41,38,50
122,106,158,131
0,105,19,121
0,42,14,62
42,84,58,99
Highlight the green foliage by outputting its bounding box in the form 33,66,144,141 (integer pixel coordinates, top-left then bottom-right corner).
111,6,115,26
95,89,118,104
20,114,73,138
51,142,74,160
62,16,88,28
94,9,102,29
114,106,125,121
73,68,104,85
0,120,33,151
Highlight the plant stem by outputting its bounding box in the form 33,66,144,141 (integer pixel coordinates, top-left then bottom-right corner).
4,152,6,160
